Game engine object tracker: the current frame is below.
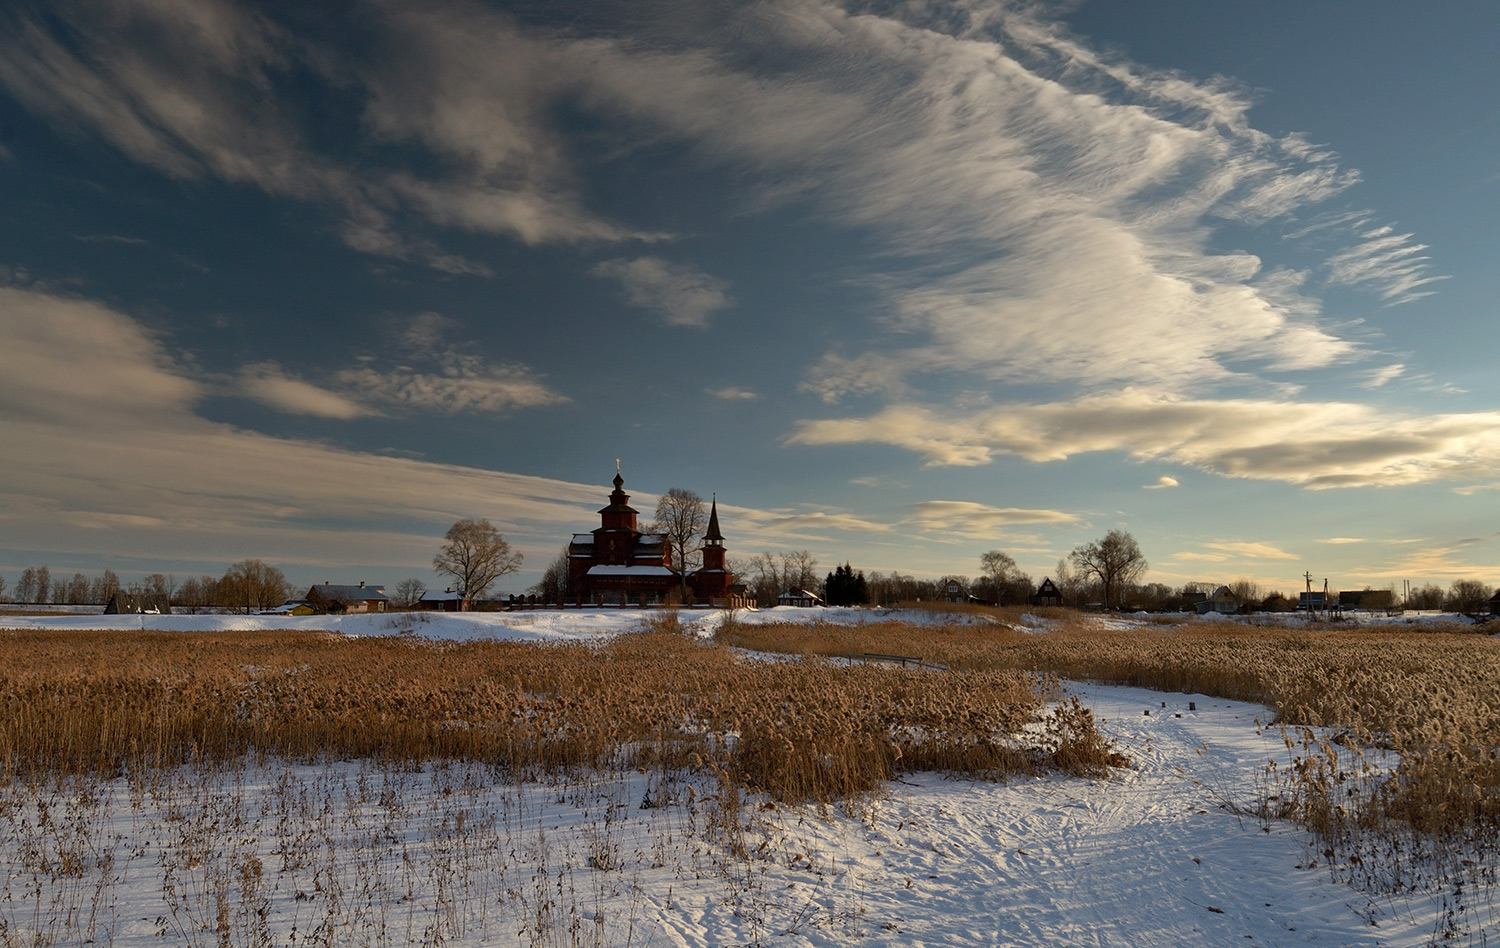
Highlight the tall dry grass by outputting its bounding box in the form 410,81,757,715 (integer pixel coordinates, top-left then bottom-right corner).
720,610,1500,935
0,617,1121,804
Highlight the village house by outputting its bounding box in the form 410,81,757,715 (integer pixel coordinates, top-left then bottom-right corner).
305,582,389,614
938,577,979,604
1030,577,1063,608
777,587,824,607
1338,588,1395,611
417,588,462,612
1195,586,1238,615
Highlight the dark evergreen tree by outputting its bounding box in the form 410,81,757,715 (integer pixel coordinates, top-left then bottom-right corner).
824,563,870,606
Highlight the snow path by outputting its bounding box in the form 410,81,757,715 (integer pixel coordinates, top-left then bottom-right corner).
643,681,1427,948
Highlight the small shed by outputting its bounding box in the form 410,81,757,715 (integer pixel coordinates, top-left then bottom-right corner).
1489,590,1500,617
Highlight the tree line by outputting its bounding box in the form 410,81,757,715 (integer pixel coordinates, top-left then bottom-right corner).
0,560,294,615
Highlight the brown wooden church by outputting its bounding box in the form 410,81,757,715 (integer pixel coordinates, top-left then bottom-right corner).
567,468,747,606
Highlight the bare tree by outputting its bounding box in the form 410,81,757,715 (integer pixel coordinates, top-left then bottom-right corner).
1069,529,1148,611
64,573,90,604
142,573,175,604
433,518,522,609
979,550,1033,605
1406,583,1445,611
88,570,121,605
528,547,572,603
33,566,50,605
745,550,820,605
0,573,6,602
652,488,706,601
1446,579,1493,615
217,559,290,615
393,578,427,609
173,575,218,613
1052,558,1089,607
1227,578,1262,605
16,569,34,605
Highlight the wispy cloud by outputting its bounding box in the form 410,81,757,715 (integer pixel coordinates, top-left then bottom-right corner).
1,0,1443,349
1199,541,1300,561
1359,364,1406,389
1144,476,1179,490
239,363,372,419
590,257,732,328
905,501,1078,540
706,386,759,401
0,287,593,565
787,390,1500,488
0,0,645,272
1325,222,1449,304
238,314,569,417
335,357,568,415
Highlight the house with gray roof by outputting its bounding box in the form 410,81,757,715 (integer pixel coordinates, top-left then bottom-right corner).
305,581,389,613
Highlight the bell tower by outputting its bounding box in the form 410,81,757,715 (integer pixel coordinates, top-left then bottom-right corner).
700,494,725,572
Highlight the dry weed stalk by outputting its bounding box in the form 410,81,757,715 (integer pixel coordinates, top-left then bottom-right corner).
0,624,1116,804
721,612,1500,939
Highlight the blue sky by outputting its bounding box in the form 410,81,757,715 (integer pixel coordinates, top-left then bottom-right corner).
2,0,1497,597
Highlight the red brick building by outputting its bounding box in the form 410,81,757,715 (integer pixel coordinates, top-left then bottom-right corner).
567,469,745,605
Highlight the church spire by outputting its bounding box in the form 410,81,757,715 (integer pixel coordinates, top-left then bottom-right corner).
703,493,723,543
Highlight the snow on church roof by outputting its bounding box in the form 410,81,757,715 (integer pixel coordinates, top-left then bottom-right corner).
586,565,677,577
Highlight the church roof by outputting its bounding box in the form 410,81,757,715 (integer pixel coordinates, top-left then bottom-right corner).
703,495,723,542
586,565,678,577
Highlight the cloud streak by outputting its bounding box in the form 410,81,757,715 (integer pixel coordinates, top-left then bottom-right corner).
590,257,732,328
788,390,1500,488
904,501,1079,540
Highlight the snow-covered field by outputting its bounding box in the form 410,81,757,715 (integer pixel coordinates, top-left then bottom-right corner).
1,602,1480,641
0,604,1008,640
0,607,1485,946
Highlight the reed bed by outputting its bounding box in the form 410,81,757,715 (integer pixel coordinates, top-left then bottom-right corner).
0,618,1118,804
720,611,1500,937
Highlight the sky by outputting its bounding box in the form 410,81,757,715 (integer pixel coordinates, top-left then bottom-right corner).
1,0,1498,598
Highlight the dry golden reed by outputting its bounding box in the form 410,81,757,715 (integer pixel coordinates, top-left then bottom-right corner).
0,617,1121,803
718,611,1500,842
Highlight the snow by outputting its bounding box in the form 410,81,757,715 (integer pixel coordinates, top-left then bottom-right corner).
0,606,1482,945
585,564,677,577
0,605,1004,639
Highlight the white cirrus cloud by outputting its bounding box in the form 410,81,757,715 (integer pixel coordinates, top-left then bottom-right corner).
0,286,775,574
787,389,1500,488
706,386,759,401
1198,541,1300,561
590,257,732,328
905,501,1079,540
0,0,645,271
0,0,1442,346
335,357,568,415
1144,476,1179,490
236,313,569,418
239,363,372,419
